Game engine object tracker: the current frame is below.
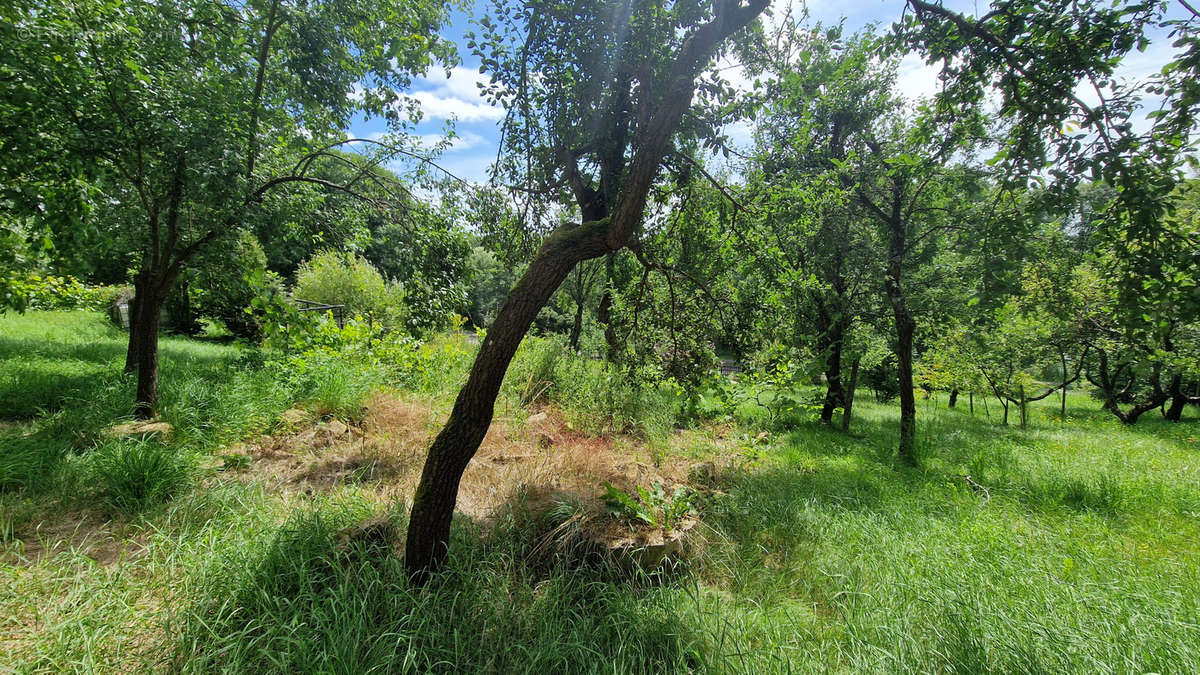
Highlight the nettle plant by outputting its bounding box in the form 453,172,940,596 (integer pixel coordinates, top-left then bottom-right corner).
603,481,698,531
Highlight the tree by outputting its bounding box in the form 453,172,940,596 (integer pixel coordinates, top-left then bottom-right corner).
2,0,454,417
742,27,888,430
403,0,769,578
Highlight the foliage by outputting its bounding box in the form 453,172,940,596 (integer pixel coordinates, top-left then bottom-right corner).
603,481,697,530
292,250,408,331
6,273,127,312
88,439,195,514
189,232,275,339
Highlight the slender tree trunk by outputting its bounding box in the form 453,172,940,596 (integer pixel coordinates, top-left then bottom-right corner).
1018,384,1027,429
597,254,619,362
969,391,974,415
884,222,917,465
1001,399,1008,425
402,0,768,578
568,295,584,353
1060,351,1069,418
841,355,859,432
948,388,958,408
819,319,846,425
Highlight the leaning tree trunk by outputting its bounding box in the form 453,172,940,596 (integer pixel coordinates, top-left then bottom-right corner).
404,228,607,576
402,0,768,579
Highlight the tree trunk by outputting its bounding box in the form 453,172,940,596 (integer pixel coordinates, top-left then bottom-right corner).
402,0,769,579
1163,373,1186,422
948,388,959,408
405,225,608,578
841,355,859,432
133,298,162,420
125,272,149,373
819,319,846,425
884,224,917,465
568,294,584,353
1018,384,1027,429
969,391,974,415
597,254,619,362
1060,351,1069,418
128,266,179,419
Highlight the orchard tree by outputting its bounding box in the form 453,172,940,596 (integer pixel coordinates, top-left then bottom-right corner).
742,27,888,429
1,0,454,417
404,0,769,577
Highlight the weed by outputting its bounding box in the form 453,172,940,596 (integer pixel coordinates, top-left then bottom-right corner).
89,440,195,513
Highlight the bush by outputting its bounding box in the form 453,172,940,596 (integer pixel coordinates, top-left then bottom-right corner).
89,440,194,513
12,274,127,312
293,250,407,331
189,232,275,339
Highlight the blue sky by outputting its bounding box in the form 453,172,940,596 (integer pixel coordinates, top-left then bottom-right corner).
347,0,1187,183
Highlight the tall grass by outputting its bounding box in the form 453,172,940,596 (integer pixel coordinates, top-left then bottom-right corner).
2,312,1198,672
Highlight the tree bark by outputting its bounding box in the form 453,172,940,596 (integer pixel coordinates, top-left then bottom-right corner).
884,216,917,465
819,317,846,425
403,0,768,578
567,296,585,353
948,388,958,408
841,355,859,432
124,271,149,373
1163,373,1186,422
404,225,608,578
1060,350,1069,418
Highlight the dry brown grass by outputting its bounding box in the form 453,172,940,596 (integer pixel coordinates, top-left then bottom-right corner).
230,394,698,527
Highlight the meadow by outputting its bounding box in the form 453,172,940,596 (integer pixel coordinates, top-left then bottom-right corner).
1,311,1198,673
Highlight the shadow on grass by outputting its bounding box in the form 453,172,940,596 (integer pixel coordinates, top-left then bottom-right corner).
176,502,718,674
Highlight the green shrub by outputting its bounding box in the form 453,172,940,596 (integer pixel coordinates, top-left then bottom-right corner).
293,250,407,331
11,274,127,312
189,231,275,339
89,440,195,513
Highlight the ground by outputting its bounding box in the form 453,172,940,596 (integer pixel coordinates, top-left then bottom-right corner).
1,311,1198,673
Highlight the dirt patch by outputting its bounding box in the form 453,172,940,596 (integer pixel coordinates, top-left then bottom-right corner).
229,396,696,529
3,511,140,566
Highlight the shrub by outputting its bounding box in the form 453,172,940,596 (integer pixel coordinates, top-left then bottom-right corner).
293,250,407,331
14,274,127,312
89,440,194,513
189,232,275,339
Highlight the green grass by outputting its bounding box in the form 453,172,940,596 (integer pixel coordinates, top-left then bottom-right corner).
2,311,1198,672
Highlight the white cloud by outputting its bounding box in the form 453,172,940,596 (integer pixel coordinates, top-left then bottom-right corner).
895,53,942,103
409,66,504,122
415,130,487,153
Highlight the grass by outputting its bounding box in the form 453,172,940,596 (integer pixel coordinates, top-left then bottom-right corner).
2,311,1198,672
